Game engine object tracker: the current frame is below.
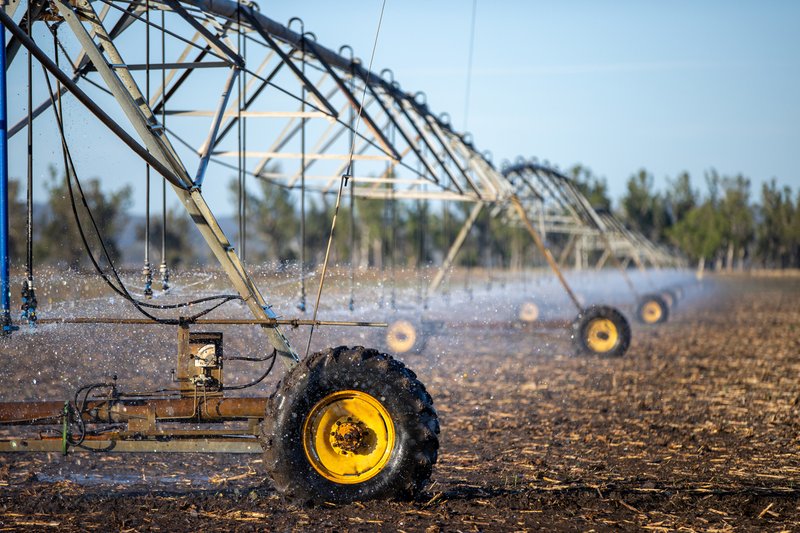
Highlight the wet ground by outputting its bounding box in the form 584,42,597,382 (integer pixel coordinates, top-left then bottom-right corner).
1,271,799,531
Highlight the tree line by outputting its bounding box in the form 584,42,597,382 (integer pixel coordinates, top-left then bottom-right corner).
613,168,800,270
7,165,799,272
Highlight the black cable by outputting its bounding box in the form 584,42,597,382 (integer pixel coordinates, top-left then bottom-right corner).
347,55,356,311
297,20,307,313
68,382,112,447
46,27,140,313
21,9,38,326
143,0,153,298
61,116,236,317
159,8,168,290
222,349,276,390
236,3,245,262
41,31,241,323
241,13,248,263
226,354,274,361
463,0,478,131
388,129,397,310
68,382,119,452
45,64,225,322
26,0,33,280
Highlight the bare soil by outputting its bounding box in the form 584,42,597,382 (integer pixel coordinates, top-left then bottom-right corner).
1,273,799,531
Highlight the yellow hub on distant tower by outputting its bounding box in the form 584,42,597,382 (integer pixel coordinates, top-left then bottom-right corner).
584,317,619,353
518,301,540,322
302,390,395,484
641,300,663,324
386,320,417,353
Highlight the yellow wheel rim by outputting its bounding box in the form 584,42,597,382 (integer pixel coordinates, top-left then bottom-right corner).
302,390,395,484
585,317,619,353
386,320,416,353
641,300,663,324
518,301,539,322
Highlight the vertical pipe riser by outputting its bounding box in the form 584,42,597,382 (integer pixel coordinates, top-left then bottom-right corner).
0,21,13,334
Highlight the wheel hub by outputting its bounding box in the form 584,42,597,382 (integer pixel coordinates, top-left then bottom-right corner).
642,300,662,323
387,320,417,353
519,301,539,322
330,417,369,454
302,390,395,484
585,317,619,353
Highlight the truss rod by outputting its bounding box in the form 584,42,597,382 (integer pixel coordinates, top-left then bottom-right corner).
428,202,483,294
0,11,185,189
37,317,387,327
48,0,299,365
510,196,582,311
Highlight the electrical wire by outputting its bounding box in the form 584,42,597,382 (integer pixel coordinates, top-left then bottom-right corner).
42,25,241,324
347,54,356,312
159,7,169,290
67,382,114,448
143,0,153,299
290,17,308,313
304,0,387,356
22,4,37,326
463,0,478,131
237,4,246,263
222,348,276,390
25,0,33,281
241,11,248,263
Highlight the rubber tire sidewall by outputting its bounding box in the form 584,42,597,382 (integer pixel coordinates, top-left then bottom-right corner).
572,305,632,357
636,294,670,324
662,289,678,309
261,346,439,504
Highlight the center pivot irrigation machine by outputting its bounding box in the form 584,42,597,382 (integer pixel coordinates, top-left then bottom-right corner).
502,160,683,326
0,0,683,503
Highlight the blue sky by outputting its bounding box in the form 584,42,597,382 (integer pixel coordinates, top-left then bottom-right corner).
6,0,800,213
267,0,800,203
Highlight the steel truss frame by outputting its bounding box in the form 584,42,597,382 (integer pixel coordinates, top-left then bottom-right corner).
0,0,673,450
502,160,682,271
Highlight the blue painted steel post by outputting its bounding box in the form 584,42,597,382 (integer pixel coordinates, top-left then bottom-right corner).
0,18,15,335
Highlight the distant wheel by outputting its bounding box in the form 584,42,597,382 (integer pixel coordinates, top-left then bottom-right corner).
386,319,425,354
637,294,669,324
661,289,678,309
261,346,439,503
518,301,540,323
572,305,631,357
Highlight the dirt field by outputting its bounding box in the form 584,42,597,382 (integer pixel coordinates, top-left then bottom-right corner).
1,273,799,531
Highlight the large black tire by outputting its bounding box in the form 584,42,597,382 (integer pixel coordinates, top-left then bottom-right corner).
636,294,669,324
572,305,631,357
261,346,439,503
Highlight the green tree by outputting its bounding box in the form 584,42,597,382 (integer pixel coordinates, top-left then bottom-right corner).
756,180,797,267
404,200,435,267
664,171,696,226
621,169,668,242
354,196,385,268
667,200,724,274
229,176,299,263
718,175,753,270
793,189,800,266
38,166,132,268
